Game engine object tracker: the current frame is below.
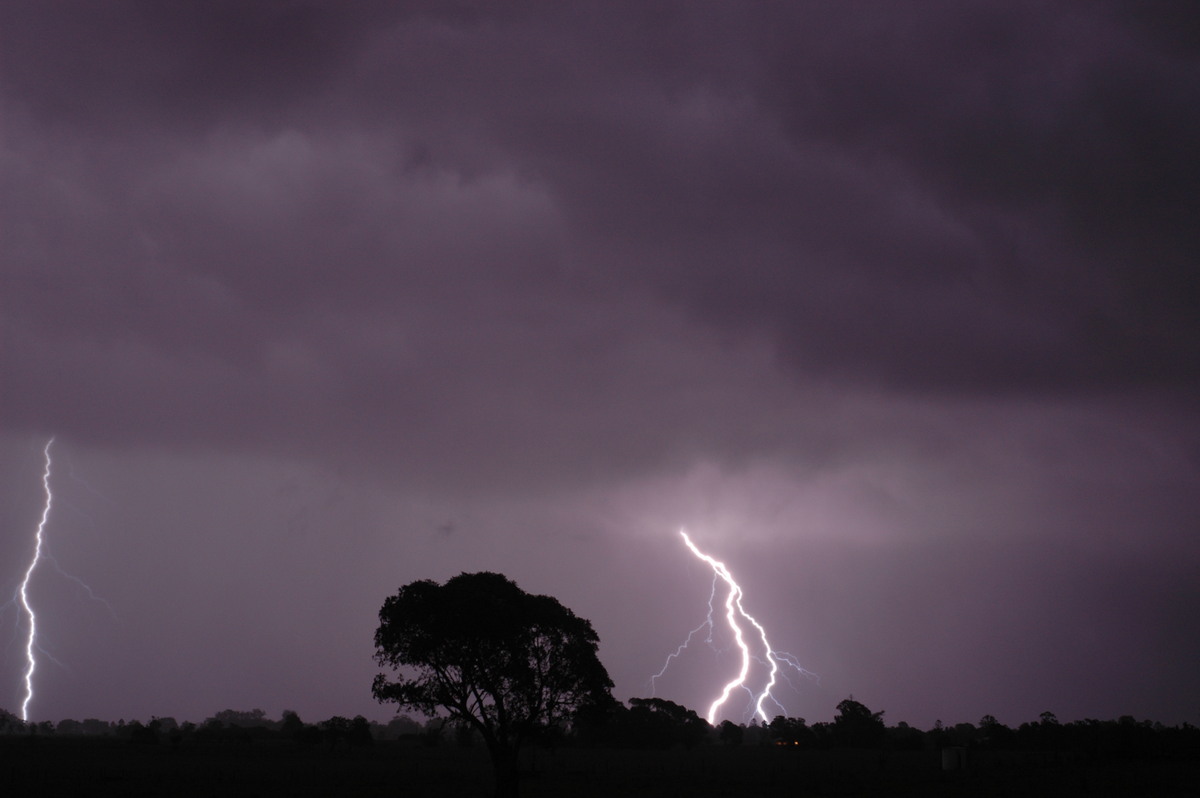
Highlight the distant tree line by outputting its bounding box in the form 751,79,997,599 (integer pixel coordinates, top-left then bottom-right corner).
571,695,1199,764
0,706,438,749
578,697,1199,761
6,699,1195,764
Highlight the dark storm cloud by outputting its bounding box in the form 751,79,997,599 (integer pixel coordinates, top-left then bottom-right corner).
5,3,1197,433
0,0,385,131
756,1,1200,391
515,0,1200,394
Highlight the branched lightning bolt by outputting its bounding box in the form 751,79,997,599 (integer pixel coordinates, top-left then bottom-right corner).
43,554,118,620
19,438,54,722
660,528,816,725
649,576,719,694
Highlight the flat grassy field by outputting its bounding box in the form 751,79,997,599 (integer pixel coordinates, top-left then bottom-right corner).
2,737,1196,797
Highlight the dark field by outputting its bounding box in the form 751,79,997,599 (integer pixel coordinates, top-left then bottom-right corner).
3,738,1198,798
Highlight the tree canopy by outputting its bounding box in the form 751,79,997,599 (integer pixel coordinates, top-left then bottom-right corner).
372,571,613,796
832,696,886,747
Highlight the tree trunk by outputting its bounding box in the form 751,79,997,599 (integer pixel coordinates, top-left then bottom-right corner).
488,741,520,798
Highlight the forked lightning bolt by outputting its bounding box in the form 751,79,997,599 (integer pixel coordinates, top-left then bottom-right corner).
649,576,720,693
19,438,54,721
658,528,816,725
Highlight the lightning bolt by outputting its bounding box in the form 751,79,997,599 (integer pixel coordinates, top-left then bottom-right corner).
18,438,54,722
649,576,719,693
661,528,816,725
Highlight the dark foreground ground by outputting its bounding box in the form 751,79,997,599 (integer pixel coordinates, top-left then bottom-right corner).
3,737,1197,797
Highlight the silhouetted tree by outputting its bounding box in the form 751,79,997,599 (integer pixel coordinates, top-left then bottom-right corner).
567,693,626,746
294,723,323,746
125,720,159,745
280,710,304,739
383,715,422,739
0,709,22,735
885,720,925,751
210,708,269,729
623,698,710,749
80,718,110,735
769,715,813,747
832,697,886,748
928,718,947,749
1016,710,1067,751
320,716,352,749
718,719,744,746
153,716,179,734
373,571,613,798
809,720,834,747
56,718,83,735
312,715,374,749
349,715,373,747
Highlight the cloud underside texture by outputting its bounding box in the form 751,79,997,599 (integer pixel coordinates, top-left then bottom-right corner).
4,2,1198,478
1,1,1198,725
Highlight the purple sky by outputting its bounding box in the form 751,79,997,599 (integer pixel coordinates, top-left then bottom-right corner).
2,1,1199,729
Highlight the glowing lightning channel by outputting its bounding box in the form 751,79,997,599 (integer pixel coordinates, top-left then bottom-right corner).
649,576,719,694
18,438,54,722
671,528,816,725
